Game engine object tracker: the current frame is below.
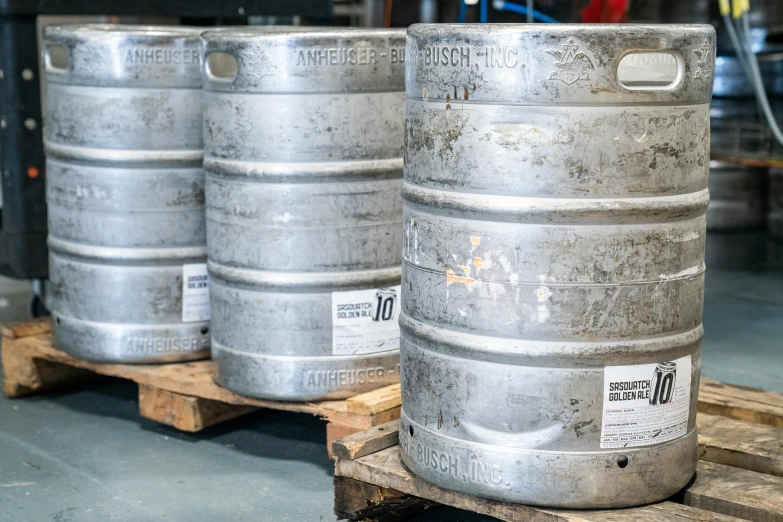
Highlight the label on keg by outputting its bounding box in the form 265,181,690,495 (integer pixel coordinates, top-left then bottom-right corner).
331,286,401,356
182,263,210,323
600,354,691,449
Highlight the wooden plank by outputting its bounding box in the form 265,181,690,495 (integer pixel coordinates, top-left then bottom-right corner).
346,384,402,415
678,461,783,522
137,385,257,432
335,446,742,522
1,336,93,397
334,476,436,521
698,378,783,428
332,420,400,461
698,414,783,477
0,317,53,339
6,333,391,430
327,423,365,459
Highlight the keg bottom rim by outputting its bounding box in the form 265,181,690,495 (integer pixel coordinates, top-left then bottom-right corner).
398,409,697,509
52,312,210,364
212,342,400,401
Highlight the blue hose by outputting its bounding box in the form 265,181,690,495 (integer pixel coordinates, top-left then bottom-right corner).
458,0,468,22
495,1,559,23
480,0,488,23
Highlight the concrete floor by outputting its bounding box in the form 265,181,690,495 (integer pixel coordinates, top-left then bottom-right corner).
0,231,781,521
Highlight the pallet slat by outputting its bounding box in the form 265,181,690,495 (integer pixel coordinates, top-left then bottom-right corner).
334,476,436,522
698,414,783,477
346,383,402,415
698,379,783,428
332,421,400,460
0,317,53,340
678,461,783,522
137,385,258,432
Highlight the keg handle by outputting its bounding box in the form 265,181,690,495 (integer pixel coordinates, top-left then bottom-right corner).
616,50,685,91
204,51,239,84
43,43,71,74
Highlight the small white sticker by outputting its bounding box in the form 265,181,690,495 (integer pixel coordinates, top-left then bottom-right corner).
600,354,691,449
332,285,401,356
182,263,210,323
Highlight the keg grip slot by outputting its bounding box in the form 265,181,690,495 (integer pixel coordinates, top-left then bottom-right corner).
205,52,239,83
44,44,71,73
617,51,684,91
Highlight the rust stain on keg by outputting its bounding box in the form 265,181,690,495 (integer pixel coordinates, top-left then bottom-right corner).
446,269,475,288
474,257,484,267
470,236,481,246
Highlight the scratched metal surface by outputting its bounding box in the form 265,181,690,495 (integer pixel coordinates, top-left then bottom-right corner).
202,29,406,401
706,161,767,231
43,25,209,364
399,24,715,508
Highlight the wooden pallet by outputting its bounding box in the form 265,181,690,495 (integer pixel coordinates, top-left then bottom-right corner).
0,318,401,454
332,382,783,522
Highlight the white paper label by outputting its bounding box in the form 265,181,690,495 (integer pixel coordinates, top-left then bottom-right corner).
182,263,210,323
331,286,401,356
600,354,691,449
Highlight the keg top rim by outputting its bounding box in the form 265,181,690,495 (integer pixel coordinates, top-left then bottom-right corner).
200,26,406,43
43,24,204,40
407,22,715,34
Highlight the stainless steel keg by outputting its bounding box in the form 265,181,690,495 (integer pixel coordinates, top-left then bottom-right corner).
770,168,783,240
44,25,209,363
707,161,767,231
399,24,714,508
202,28,406,400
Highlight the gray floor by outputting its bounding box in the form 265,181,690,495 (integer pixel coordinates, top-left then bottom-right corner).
0,232,781,521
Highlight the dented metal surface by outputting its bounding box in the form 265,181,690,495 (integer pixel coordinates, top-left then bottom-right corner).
707,161,767,231
399,24,714,508
202,28,406,400
44,25,209,363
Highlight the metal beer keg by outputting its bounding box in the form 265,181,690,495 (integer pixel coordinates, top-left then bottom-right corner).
202,28,406,400
400,24,714,508
707,161,767,230
44,25,209,363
